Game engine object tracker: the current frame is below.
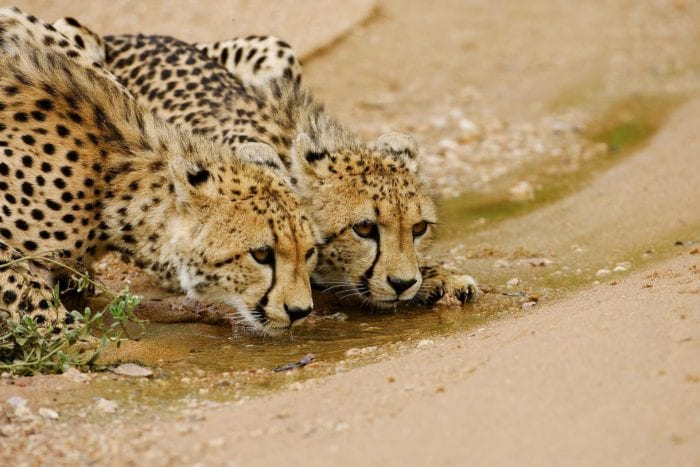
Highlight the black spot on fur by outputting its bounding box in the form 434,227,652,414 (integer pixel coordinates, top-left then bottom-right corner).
2,290,17,305
65,17,81,27
56,124,70,137
187,169,210,186
305,150,329,163
36,99,53,111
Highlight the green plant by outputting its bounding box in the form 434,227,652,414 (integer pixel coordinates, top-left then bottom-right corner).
0,252,143,376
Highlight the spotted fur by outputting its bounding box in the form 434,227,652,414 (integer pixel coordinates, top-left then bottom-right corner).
195,35,302,87
53,20,478,308
0,8,319,335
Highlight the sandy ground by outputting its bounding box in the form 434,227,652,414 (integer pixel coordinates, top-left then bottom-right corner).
1,1,700,465
130,252,700,467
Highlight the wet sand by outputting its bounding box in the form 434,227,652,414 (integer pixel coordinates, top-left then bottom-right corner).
133,253,700,467
1,0,699,465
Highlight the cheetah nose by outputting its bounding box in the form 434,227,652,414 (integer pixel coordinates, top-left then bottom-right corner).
284,304,313,323
387,276,418,295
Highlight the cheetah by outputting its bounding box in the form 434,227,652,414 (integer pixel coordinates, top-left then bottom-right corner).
54,20,479,308
0,8,320,335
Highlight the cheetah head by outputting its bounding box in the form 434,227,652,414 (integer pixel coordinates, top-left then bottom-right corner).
291,132,436,307
165,142,320,334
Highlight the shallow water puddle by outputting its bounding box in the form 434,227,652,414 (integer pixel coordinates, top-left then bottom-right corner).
55,291,516,416
98,292,512,373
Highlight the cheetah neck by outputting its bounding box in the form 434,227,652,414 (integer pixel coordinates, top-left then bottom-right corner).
97,113,218,283
260,80,363,165
98,128,180,275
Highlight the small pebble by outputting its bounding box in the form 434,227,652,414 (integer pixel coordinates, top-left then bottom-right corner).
596,269,612,277
508,181,535,201
95,398,119,414
335,422,350,432
174,423,194,435
62,368,90,383
345,346,378,356
207,437,225,448
38,408,59,420
7,396,33,422
506,278,521,288
112,363,153,378
326,312,349,321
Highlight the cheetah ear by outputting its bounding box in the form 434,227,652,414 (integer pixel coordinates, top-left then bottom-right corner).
375,132,419,173
290,133,331,181
236,142,286,176
52,17,106,63
169,156,216,212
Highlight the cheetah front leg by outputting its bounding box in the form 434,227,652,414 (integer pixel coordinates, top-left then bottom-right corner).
0,242,71,332
413,264,479,306
194,36,303,86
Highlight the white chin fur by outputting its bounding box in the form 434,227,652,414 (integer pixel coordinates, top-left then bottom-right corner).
177,269,280,335
224,297,288,336
223,297,269,333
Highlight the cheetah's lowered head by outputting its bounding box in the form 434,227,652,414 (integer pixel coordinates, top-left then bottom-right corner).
161,141,321,334
291,131,436,307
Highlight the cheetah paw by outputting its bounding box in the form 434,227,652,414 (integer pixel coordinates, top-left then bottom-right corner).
414,273,479,306
449,274,479,304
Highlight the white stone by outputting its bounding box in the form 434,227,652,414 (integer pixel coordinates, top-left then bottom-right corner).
430,116,448,129
38,408,60,420
508,181,535,201
62,367,90,383
95,398,119,414
416,339,435,348
596,269,612,277
494,259,512,268
326,312,348,322
7,396,33,421
207,437,225,448
112,363,153,378
506,278,521,288
458,118,479,133
438,138,459,150
345,346,378,356
334,422,350,432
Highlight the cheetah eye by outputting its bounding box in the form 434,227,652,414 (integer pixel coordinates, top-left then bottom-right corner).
305,247,316,261
412,221,429,238
250,246,274,265
352,220,378,239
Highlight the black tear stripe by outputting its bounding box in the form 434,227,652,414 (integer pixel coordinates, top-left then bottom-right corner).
253,257,276,324
305,150,328,163
187,168,210,186
359,230,381,295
